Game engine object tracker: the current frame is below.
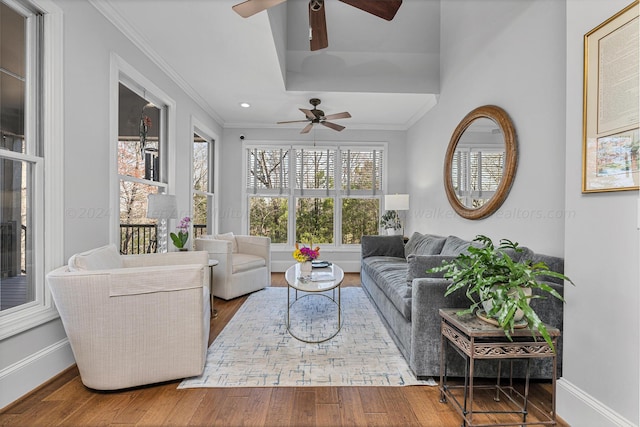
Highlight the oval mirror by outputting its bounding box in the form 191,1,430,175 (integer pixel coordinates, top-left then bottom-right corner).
444,105,517,220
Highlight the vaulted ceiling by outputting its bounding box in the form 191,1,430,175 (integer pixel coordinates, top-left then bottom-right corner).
93,0,441,132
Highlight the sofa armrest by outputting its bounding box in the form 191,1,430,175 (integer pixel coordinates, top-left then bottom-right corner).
406,254,460,282
236,235,270,257
194,238,233,277
121,250,209,268
361,235,405,259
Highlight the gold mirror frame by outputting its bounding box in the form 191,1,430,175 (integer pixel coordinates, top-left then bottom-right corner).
444,105,518,220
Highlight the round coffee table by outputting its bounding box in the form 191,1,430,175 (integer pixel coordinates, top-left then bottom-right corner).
284,263,344,343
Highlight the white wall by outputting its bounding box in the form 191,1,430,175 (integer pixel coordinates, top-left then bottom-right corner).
0,0,221,409
559,1,639,426
219,127,407,272
406,0,568,256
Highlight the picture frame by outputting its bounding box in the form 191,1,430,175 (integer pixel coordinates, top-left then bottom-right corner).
582,1,639,193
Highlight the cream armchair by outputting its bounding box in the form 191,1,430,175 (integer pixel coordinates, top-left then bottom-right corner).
195,233,271,300
46,244,210,390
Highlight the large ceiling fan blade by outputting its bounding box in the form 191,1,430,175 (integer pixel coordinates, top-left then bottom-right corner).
299,108,316,120
323,111,351,121
232,0,286,18
309,0,328,51
300,123,314,134
321,121,345,132
338,0,402,21
277,119,312,124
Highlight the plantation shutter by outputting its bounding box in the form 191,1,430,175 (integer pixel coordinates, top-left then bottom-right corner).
246,148,289,194
341,149,382,195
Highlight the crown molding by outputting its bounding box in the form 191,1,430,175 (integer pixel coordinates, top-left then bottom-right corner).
89,0,224,127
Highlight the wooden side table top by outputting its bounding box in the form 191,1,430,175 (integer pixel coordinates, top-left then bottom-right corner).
439,308,560,339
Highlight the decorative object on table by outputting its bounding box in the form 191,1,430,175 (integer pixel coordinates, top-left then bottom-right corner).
582,1,639,193
146,194,178,253
170,216,191,250
427,235,574,351
293,242,320,279
380,194,409,235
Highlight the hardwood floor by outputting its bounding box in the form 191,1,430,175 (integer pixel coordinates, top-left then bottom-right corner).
0,273,568,427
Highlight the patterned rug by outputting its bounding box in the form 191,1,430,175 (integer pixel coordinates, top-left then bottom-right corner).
179,287,435,388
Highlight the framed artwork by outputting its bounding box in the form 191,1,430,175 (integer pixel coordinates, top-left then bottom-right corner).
583,1,639,193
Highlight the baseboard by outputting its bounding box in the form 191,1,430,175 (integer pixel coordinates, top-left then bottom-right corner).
0,338,75,410
557,378,637,427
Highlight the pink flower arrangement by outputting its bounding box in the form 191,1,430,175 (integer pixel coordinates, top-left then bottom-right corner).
292,242,320,262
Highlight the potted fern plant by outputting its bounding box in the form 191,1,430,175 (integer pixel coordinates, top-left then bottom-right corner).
428,235,574,351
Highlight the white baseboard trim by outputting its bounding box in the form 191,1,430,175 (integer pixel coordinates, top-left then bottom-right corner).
557,378,637,427
0,338,75,411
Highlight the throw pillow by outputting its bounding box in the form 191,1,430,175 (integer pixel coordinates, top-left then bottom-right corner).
404,232,446,258
361,235,405,259
216,232,238,253
68,244,123,271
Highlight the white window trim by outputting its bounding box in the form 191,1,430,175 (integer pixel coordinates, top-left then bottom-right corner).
109,53,176,245
190,116,219,235
242,140,387,250
0,0,64,340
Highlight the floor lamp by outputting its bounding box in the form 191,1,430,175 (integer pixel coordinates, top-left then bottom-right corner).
147,194,177,253
384,194,410,236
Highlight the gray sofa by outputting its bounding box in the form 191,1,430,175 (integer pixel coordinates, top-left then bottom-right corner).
360,232,565,379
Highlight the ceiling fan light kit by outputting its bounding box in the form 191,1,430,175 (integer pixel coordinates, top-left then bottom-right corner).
233,0,402,51
277,98,351,134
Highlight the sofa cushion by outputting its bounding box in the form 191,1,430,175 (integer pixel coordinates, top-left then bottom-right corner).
404,233,447,258
232,253,266,273
361,235,405,259
216,232,238,253
68,244,123,272
361,256,412,320
440,235,483,256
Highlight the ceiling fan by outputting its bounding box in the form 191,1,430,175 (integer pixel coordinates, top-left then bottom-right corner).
277,98,351,134
232,0,402,51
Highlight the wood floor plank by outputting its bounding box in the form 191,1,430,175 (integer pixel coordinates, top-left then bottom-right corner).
263,387,295,427
337,388,367,426
187,388,227,426
290,388,316,426
316,402,341,427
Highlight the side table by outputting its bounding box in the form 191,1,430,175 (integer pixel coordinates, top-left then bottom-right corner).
207,259,219,318
439,308,559,427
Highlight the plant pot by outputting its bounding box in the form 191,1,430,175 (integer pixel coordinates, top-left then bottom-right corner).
480,286,532,322
385,228,401,236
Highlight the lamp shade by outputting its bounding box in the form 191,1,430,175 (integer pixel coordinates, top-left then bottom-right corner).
146,194,178,219
384,194,409,211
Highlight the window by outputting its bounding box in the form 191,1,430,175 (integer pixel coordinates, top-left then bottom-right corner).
246,144,382,246
0,0,62,338
117,82,167,254
192,132,214,240
451,149,505,208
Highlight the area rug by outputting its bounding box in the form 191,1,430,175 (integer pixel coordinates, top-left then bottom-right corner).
179,287,435,388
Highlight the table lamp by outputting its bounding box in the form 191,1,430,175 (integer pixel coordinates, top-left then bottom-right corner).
146,193,178,253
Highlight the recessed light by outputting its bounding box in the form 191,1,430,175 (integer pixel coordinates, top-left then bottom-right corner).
240,102,251,108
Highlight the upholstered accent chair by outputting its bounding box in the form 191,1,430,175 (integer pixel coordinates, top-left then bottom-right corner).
46,244,211,390
195,233,271,300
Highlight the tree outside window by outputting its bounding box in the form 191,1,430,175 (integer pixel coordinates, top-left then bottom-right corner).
246,145,382,246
